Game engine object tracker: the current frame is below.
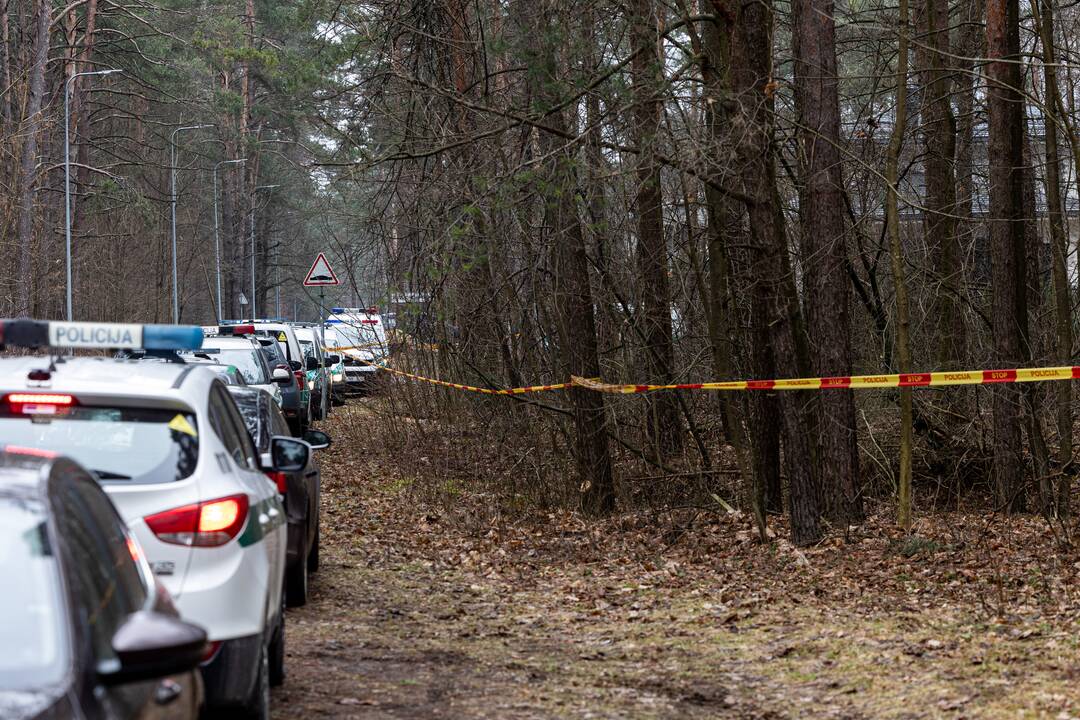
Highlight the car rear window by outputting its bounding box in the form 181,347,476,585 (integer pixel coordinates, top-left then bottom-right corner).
254,328,294,361
0,494,67,689
190,345,270,384
259,341,288,369
0,407,199,484
230,393,269,452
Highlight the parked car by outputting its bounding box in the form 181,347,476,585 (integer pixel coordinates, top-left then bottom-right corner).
292,325,333,421
322,328,347,404
256,337,305,435
0,319,312,719
325,307,388,394
228,386,329,607
198,327,285,406
120,349,249,387
0,447,206,720
187,359,247,386
239,321,312,433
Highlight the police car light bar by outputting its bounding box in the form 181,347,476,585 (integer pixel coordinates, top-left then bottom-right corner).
0,320,204,351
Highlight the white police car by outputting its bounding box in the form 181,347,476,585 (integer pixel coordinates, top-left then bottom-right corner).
198,324,287,407
0,319,309,719
325,308,387,391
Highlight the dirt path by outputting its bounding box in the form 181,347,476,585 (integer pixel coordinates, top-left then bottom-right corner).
273,405,1080,719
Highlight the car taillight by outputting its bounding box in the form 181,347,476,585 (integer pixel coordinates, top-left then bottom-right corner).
201,641,223,664
294,370,304,390
5,393,76,416
267,471,288,494
145,494,249,547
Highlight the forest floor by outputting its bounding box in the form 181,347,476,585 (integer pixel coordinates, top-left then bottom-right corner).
274,402,1080,719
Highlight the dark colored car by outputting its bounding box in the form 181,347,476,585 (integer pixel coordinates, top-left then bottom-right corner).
257,338,305,436
227,386,329,607
0,449,206,720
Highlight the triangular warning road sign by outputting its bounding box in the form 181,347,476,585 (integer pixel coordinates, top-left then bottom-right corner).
304,253,340,286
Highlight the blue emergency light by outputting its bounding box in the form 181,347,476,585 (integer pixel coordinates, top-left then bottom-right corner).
0,320,203,351
142,325,205,350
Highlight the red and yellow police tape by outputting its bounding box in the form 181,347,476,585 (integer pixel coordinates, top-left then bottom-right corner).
377,364,572,394
371,363,1080,395
571,366,1080,393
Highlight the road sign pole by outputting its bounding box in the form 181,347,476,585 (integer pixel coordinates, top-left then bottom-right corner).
319,287,326,347
304,253,340,341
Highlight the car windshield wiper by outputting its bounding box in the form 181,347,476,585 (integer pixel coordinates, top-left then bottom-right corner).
90,469,133,481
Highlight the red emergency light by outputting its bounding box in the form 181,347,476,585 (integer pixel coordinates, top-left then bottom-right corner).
4,393,77,416
219,325,255,336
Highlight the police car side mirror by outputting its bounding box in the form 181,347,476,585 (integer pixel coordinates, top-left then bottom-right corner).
272,367,292,385
306,357,320,372
325,354,341,366
302,430,331,450
268,436,309,472
98,611,207,686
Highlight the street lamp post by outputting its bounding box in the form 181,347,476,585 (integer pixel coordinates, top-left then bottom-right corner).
169,124,213,323
65,68,119,321
213,158,247,325
250,184,279,320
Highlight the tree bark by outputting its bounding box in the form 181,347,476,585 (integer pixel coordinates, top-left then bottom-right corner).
792,0,862,524
953,0,981,245
1033,0,1072,518
15,0,50,315
731,0,821,544
986,0,1027,512
527,0,614,514
696,0,769,532
886,0,914,531
916,0,962,368
632,0,682,460
1,0,12,127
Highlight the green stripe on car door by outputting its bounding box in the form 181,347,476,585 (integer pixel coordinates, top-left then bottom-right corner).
238,494,286,548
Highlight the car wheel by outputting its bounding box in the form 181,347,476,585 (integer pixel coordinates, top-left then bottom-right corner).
285,546,309,607
269,600,286,687
308,526,320,573
245,641,271,720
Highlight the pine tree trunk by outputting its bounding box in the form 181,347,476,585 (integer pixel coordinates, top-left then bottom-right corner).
528,0,614,514
731,0,821,544
699,0,769,533
0,0,10,127
916,0,962,368
792,0,862,524
1034,0,1073,518
886,0,913,531
986,0,1027,512
953,0,980,244
15,0,50,315
631,0,682,459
